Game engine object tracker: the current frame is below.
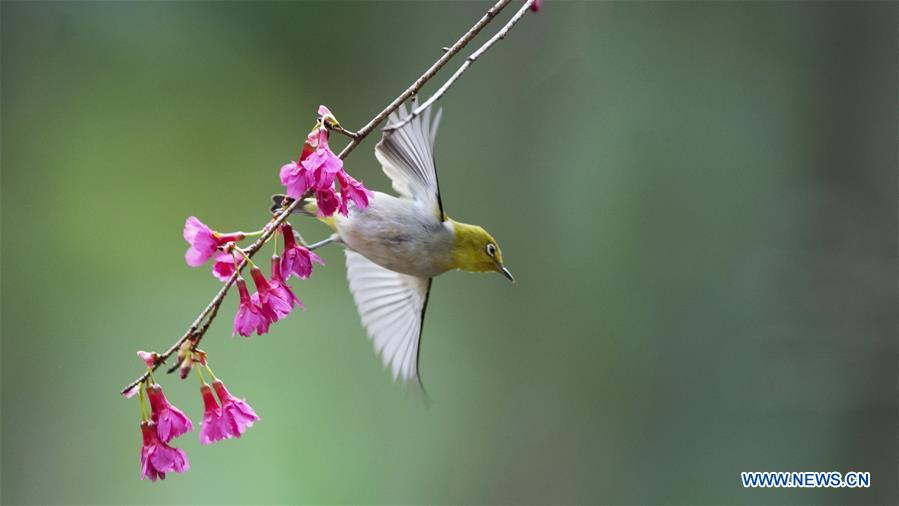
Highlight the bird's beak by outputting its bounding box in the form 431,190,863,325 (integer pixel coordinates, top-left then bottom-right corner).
497,263,514,283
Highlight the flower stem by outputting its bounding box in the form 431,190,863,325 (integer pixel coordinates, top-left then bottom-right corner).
137,381,148,422
195,364,207,386
294,230,308,247
203,363,219,382
236,248,256,269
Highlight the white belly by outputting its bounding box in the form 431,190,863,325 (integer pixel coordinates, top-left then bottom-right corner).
335,192,454,278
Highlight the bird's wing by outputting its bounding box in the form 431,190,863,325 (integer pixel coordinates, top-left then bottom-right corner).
345,249,432,384
375,102,445,219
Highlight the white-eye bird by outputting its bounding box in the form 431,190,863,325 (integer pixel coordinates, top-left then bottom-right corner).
277,102,512,386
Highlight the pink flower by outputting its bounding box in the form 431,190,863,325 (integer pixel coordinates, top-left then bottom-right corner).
211,252,237,282
146,384,193,442
279,160,311,200
280,223,324,280
280,126,323,199
302,149,343,192
183,217,244,267
316,187,340,217
301,126,343,195
336,171,373,216
140,421,189,482
199,384,234,445
249,267,295,322
137,350,158,368
269,255,303,310
212,380,259,437
530,0,543,12
233,278,270,337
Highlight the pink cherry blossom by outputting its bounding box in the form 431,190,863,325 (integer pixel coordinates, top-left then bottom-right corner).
137,350,158,368
249,267,295,322
140,421,189,482
211,252,237,282
302,146,343,190
280,223,324,280
233,278,270,337
316,187,340,216
269,255,303,310
336,171,374,216
183,217,244,267
146,384,193,442
199,384,234,445
212,380,259,437
279,160,311,200
183,217,217,267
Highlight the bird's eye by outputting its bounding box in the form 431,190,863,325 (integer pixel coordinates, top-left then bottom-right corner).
486,243,496,257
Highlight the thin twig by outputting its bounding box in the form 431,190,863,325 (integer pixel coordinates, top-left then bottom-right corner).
386,0,535,132
120,0,514,395
337,0,512,160
330,124,359,140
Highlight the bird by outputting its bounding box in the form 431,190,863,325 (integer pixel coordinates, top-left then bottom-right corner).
274,101,512,387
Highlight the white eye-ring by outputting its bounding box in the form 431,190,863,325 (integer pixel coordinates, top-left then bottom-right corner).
486,243,496,257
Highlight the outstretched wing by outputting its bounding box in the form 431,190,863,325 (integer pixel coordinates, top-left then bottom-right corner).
376,102,444,219
345,249,432,384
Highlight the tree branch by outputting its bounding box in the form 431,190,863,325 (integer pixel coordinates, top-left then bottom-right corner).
120,0,516,395
386,0,536,133
336,0,512,160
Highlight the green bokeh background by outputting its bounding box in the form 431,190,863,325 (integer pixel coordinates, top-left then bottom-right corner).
2,1,896,504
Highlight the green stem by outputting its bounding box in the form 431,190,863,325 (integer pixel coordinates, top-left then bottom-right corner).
203,363,219,382
137,381,148,422
195,364,207,386
236,248,256,269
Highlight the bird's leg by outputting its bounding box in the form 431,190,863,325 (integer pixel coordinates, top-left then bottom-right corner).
307,234,340,251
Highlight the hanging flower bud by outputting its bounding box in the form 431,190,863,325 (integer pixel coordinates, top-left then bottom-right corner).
183,217,245,267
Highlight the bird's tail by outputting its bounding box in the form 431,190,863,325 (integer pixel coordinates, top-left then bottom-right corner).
270,194,337,230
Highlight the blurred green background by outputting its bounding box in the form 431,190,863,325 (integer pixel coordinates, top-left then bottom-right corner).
2,1,896,504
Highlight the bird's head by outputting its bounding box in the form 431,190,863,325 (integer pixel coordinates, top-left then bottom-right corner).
450,220,513,282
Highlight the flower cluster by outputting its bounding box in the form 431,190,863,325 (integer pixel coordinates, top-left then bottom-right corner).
138,379,191,482
199,379,260,444
279,105,372,217
231,223,319,337
135,354,257,482
129,105,372,482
